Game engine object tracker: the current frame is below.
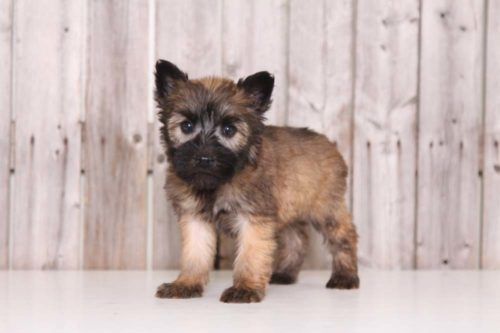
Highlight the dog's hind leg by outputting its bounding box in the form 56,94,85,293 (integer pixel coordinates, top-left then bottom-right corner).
322,201,359,289
270,222,309,284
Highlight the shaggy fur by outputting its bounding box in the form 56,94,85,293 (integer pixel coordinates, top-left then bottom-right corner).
154,60,359,303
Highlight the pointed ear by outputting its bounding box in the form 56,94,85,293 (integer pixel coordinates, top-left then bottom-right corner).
237,71,274,113
155,59,188,100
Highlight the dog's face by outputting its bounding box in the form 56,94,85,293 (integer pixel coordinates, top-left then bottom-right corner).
155,60,274,191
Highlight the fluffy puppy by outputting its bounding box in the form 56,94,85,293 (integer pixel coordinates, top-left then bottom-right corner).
154,60,359,303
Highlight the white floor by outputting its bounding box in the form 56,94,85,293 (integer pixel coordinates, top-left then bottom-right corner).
0,270,499,333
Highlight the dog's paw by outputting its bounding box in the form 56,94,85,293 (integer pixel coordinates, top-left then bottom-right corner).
155,282,203,299
269,272,297,285
220,286,263,303
326,274,360,289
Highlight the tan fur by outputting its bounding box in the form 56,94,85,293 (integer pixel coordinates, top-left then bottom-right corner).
167,112,201,146
272,222,309,282
176,215,216,286
215,120,250,151
155,71,359,302
232,215,276,291
165,125,358,299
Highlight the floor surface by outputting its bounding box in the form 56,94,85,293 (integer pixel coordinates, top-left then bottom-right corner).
1,270,499,333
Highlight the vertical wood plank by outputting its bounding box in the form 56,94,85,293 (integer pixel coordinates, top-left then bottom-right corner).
84,0,149,269
222,0,288,126
0,0,13,269
152,0,222,269
288,0,354,269
353,0,419,269
11,0,84,269
218,0,289,269
417,0,485,269
482,0,500,269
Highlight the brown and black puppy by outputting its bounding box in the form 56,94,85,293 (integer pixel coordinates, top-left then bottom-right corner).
154,60,359,303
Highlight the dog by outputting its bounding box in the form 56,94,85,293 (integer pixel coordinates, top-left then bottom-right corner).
154,60,359,303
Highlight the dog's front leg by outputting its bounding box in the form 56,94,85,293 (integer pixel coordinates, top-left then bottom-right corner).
156,215,216,298
220,216,276,303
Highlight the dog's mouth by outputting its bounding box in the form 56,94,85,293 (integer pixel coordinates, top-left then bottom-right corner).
186,165,238,190
190,173,225,190
188,166,220,176
193,170,221,178
171,147,238,190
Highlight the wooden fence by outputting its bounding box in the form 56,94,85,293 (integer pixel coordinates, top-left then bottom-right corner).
0,0,498,270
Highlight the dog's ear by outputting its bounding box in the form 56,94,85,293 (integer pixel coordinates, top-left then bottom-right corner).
237,71,274,113
155,60,188,100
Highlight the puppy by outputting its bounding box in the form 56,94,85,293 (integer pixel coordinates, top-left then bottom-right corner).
154,60,359,303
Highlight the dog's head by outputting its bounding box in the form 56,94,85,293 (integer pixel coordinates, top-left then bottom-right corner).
155,60,274,191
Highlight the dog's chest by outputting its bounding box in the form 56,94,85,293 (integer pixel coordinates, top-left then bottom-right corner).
211,186,247,236
212,185,242,214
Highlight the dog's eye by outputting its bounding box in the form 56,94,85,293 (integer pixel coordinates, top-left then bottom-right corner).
221,124,237,138
180,120,194,134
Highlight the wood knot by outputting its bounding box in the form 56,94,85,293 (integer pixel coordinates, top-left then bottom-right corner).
133,133,142,143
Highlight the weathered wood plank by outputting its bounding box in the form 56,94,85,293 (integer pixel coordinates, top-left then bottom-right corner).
288,0,354,269
353,0,419,269
152,0,222,269
217,0,289,269
482,0,500,269
222,0,288,126
0,0,13,269
11,0,84,269
84,0,149,269
417,0,485,268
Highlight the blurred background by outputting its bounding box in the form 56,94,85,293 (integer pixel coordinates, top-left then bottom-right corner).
0,0,498,271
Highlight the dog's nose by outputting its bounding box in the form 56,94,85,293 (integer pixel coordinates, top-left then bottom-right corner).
196,156,215,168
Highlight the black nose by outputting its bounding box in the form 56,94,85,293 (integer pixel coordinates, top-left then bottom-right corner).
196,156,215,168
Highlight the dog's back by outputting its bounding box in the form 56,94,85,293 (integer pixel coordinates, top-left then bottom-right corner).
261,125,348,218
